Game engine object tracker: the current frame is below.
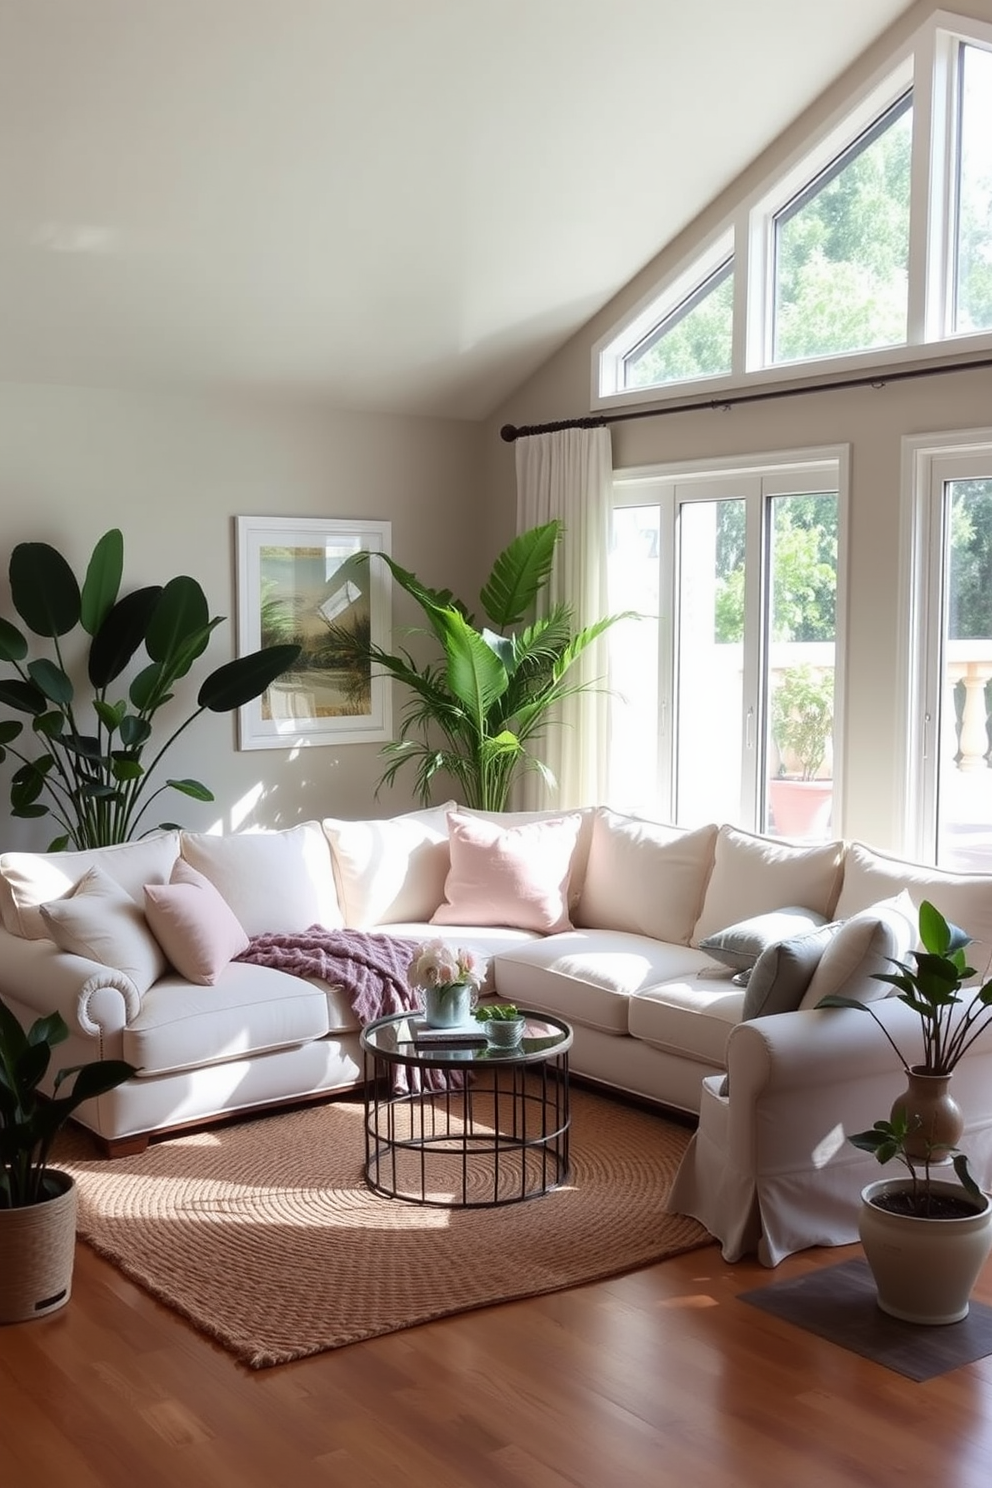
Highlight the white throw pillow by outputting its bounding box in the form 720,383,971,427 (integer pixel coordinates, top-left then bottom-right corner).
575,808,718,946
180,821,341,936
322,803,455,928
799,891,918,1009
836,841,992,980
144,860,250,985
692,825,844,947
0,831,181,941
38,864,168,994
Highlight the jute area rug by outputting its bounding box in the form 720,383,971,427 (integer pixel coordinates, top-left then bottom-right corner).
55,1085,711,1369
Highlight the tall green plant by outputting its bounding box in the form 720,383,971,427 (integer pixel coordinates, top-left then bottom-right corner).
333,521,631,811
0,530,301,849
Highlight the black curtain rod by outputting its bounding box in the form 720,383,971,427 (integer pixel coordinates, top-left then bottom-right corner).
499,353,992,442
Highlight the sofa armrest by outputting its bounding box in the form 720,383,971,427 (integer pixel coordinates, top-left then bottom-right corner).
724,998,992,1173
0,927,140,1038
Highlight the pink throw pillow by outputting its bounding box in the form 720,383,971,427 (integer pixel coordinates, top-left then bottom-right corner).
430,811,582,934
144,860,250,985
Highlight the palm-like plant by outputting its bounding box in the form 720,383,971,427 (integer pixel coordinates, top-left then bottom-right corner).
0,529,301,849
334,521,631,811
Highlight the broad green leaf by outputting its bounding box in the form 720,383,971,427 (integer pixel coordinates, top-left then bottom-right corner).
11,803,48,819
0,616,28,663
0,719,23,744
129,662,170,713
80,529,124,636
145,577,210,664
110,755,144,782
33,710,65,739
26,658,73,706
9,541,81,637
88,586,162,688
198,645,301,711
0,678,48,715
167,778,215,802
60,733,103,761
479,520,561,628
119,715,152,748
94,698,127,731
432,609,508,727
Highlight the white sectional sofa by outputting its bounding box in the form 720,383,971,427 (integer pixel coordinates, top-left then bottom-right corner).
3,800,992,1265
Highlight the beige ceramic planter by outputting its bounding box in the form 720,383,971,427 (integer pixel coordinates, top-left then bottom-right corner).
859,1177,992,1325
0,1171,77,1323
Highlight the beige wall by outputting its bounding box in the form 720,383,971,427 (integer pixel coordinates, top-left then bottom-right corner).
485,0,992,854
0,383,485,849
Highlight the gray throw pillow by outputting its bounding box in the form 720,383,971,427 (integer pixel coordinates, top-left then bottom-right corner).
742,922,840,1020
699,906,828,973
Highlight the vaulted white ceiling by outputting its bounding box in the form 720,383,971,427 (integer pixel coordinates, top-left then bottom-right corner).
1,0,915,420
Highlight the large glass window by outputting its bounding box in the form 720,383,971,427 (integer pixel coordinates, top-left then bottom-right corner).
772,94,912,364
907,442,992,870
609,458,841,837
596,16,992,409
953,44,992,336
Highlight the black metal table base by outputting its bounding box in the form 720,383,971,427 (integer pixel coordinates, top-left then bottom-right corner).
363,1055,570,1208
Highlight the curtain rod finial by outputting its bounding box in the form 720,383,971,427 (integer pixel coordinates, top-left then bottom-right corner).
500,424,519,442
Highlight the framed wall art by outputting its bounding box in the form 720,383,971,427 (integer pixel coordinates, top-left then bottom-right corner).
235,515,392,749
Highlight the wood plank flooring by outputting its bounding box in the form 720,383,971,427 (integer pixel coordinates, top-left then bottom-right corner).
4,1228,992,1487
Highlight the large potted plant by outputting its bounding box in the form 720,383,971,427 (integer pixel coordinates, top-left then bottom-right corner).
768,664,834,838
0,529,301,849
820,900,992,1322
331,520,630,811
0,996,136,1322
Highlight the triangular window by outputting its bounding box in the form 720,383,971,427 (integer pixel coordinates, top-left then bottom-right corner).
623,259,734,389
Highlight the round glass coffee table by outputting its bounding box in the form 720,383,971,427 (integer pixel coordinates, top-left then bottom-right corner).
360,1010,572,1208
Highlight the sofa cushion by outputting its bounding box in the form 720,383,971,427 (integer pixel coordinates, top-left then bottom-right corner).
799,892,917,1009
122,960,330,1076
628,978,745,1066
38,864,168,995
180,821,341,936
699,906,828,973
692,825,844,947
0,830,181,941
835,841,992,974
493,930,715,1034
431,811,582,934
459,806,594,908
322,803,455,928
741,923,840,1019
575,809,717,946
144,860,250,985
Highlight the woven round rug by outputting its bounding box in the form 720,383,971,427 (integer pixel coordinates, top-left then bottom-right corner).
55,1084,711,1368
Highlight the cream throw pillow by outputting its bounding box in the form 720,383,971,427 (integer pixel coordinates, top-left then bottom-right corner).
179,821,341,935
576,809,718,946
799,891,917,1009
322,803,455,928
38,864,168,994
692,825,844,947
0,831,181,941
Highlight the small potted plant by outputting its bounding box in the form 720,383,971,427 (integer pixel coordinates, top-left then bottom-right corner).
819,900,992,1323
474,1003,526,1048
768,665,834,838
0,996,136,1322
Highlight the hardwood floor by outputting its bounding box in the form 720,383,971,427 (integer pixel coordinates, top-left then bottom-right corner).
3,1230,992,1488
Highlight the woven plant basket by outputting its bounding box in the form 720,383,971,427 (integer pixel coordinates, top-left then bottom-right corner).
0,1170,77,1323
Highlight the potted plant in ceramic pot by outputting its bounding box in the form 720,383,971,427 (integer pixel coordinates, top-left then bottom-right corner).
0,996,135,1323
768,665,834,839
474,1002,526,1048
819,899,992,1323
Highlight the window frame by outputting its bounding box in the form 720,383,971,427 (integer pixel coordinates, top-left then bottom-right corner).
593,11,992,415
610,446,849,833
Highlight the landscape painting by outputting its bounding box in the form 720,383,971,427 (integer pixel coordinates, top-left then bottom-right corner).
235,516,392,749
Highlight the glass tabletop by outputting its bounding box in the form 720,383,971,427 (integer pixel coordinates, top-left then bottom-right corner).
360,1009,572,1066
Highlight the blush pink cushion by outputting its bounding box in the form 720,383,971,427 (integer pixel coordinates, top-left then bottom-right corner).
430,811,582,934
144,860,250,985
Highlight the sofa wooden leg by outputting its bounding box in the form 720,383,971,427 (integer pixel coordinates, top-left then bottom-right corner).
99,1132,151,1159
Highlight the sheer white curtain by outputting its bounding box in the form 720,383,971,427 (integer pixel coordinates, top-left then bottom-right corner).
514,425,613,809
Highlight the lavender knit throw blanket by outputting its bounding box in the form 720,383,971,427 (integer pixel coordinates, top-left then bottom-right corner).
235,927,458,1092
